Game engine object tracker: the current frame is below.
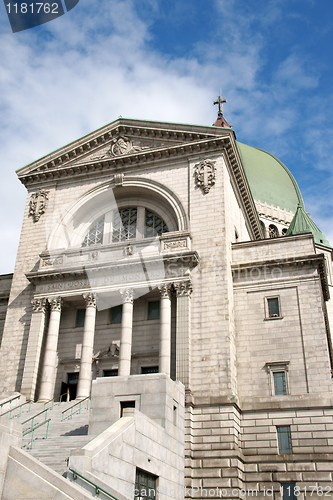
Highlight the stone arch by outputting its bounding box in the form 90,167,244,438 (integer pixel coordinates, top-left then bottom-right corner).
47,177,188,251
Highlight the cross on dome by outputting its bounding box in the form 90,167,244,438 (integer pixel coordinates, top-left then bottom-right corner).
213,94,227,117
212,92,231,128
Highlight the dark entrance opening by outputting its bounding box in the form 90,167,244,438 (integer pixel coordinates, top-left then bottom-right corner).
67,372,79,400
120,400,135,417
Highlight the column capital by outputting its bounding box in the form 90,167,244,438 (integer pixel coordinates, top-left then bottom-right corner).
158,283,172,299
120,288,134,304
48,296,63,312
83,292,97,308
174,280,193,297
31,298,47,313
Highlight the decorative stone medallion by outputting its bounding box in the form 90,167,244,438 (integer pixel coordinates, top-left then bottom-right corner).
29,189,49,222
110,136,149,157
194,159,216,194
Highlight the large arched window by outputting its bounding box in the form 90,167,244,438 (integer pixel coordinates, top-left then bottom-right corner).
112,208,138,242
81,207,169,247
82,216,105,247
145,210,169,238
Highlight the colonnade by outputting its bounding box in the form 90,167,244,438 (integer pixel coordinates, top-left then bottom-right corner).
21,280,192,402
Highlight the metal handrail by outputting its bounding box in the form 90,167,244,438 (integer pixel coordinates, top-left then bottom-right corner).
0,394,21,409
43,390,69,410
0,400,32,419
23,418,51,450
59,389,70,403
22,407,49,431
69,468,119,499
62,397,89,421
43,399,54,410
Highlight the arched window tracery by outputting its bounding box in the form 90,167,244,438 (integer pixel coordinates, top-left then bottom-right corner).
81,216,105,247
81,207,169,247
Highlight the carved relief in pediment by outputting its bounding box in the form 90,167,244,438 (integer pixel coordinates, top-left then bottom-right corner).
71,136,151,165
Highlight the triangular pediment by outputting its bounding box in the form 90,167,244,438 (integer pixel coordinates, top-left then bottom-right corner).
66,134,181,166
16,117,263,241
17,118,231,181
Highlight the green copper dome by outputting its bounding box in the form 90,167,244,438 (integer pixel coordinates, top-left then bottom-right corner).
236,141,331,247
236,141,304,213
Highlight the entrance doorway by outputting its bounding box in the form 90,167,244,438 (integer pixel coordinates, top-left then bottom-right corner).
64,372,79,400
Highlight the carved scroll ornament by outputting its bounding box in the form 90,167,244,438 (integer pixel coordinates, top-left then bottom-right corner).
29,189,49,222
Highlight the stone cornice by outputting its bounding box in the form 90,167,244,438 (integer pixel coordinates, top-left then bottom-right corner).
232,232,315,249
18,135,230,186
25,250,200,284
17,120,222,182
232,253,330,301
223,135,263,240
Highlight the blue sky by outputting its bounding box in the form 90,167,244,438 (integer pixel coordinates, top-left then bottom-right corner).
0,0,333,273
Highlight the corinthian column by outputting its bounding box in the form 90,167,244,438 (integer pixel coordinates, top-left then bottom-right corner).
76,292,97,400
158,283,172,376
118,288,134,376
38,297,62,402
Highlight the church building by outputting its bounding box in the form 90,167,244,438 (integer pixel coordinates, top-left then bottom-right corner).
0,104,333,499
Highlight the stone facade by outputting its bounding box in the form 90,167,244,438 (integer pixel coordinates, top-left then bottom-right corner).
0,117,333,499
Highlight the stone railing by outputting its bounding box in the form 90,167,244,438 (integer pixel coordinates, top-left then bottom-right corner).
38,231,191,272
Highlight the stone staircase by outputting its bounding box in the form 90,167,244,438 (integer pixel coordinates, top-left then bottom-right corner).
7,399,93,476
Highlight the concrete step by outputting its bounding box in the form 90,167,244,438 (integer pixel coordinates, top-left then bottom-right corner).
15,399,92,476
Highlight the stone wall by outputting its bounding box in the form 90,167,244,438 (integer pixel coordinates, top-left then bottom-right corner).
0,274,12,348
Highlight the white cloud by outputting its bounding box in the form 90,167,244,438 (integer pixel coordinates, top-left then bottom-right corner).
0,0,333,273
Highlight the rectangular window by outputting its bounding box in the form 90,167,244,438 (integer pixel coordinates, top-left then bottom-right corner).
104,369,118,377
67,373,79,385
111,305,122,324
277,426,292,454
273,371,287,395
76,309,86,328
267,297,280,318
141,366,159,374
135,468,157,500
120,400,135,417
147,301,160,320
281,483,296,500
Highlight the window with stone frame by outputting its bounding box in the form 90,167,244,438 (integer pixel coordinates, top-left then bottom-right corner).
277,425,292,454
135,468,157,500
141,366,159,374
75,309,86,328
265,296,281,319
111,305,122,324
103,369,118,377
265,361,290,396
273,371,287,395
147,300,160,320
